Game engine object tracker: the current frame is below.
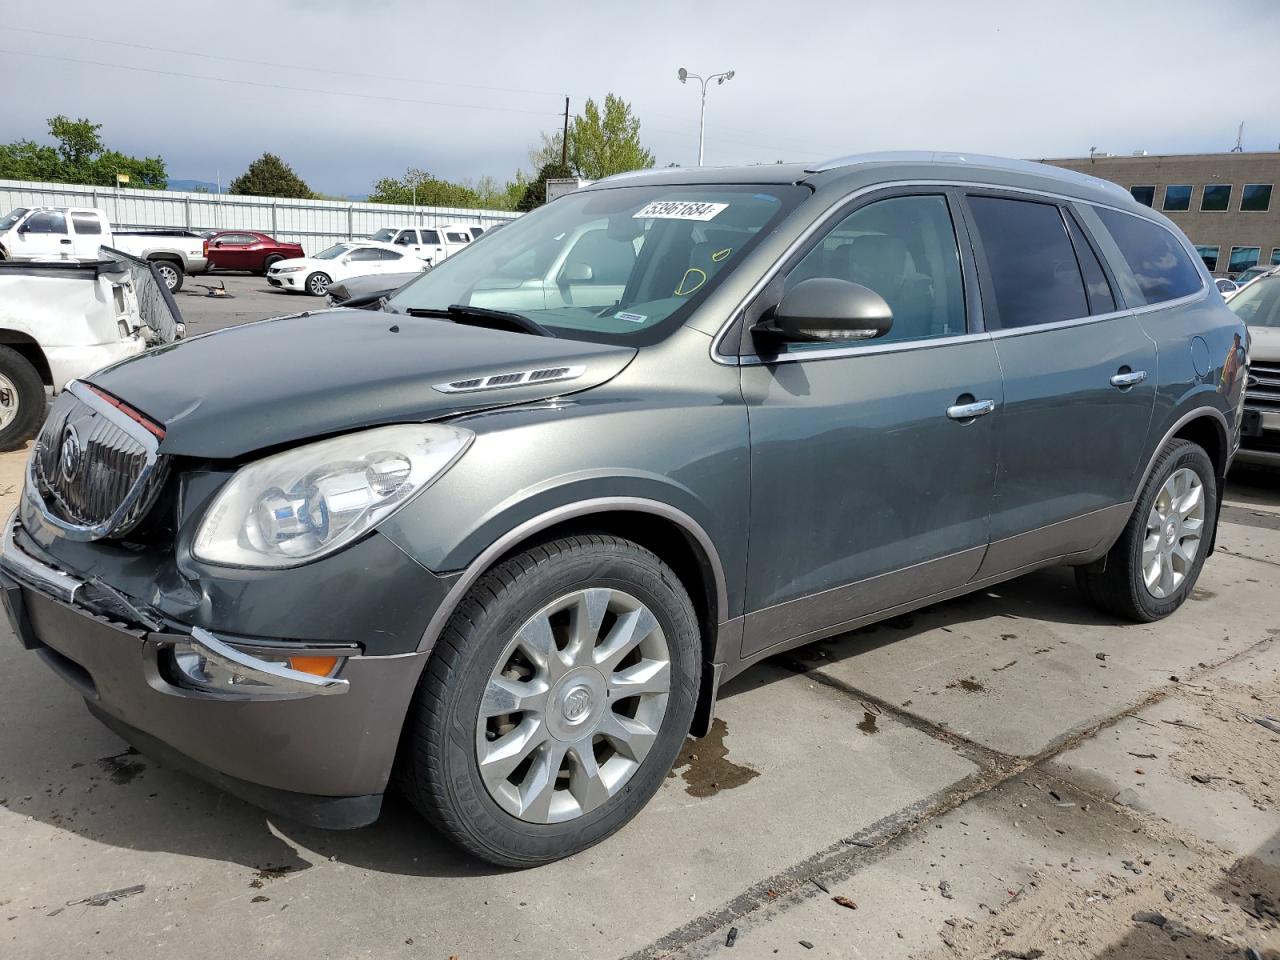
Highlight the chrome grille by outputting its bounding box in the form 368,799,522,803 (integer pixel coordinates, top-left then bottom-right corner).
1246,361,1280,411
29,384,168,540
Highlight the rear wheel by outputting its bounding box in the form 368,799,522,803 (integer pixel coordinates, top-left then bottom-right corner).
262,255,283,275
400,535,701,867
305,272,330,296
0,346,46,450
1076,439,1216,622
151,259,183,292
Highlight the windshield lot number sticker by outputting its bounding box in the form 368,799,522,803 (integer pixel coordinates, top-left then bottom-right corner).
633,201,728,221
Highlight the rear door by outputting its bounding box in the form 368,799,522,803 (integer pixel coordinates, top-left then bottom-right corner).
739,189,1001,656
69,211,105,260
961,191,1157,576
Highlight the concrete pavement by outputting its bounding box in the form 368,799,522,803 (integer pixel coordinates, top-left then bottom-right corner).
0,385,1278,958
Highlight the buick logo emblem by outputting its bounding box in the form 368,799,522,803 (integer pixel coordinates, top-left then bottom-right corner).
562,685,594,724
59,424,84,482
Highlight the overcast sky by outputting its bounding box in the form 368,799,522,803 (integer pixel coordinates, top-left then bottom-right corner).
2,0,1277,196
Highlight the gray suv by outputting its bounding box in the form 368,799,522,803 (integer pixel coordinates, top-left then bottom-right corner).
0,153,1246,867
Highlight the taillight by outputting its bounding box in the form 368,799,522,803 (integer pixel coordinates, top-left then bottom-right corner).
202,239,208,257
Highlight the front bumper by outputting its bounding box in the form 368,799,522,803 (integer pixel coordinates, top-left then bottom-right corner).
0,513,429,829
267,272,303,290
1235,407,1280,466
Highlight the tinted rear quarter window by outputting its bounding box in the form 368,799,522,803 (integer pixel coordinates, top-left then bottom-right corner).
1094,208,1203,305
1063,214,1116,314
967,195,1089,328
70,213,103,235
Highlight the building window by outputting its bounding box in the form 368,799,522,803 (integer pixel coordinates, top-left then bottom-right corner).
1201,184,1232,211
1162,185,1192,211
1271,248,1280,266
1195,245,1220,272
1241,184,1273,212
1229,246,1261,275
1130,185,1155,207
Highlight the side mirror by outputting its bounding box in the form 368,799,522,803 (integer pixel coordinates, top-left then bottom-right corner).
341,256,353,265
16,222,28,235
559,262,594,284
759,278,893,343
213,240,223,247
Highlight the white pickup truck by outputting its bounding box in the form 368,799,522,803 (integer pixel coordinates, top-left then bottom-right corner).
367,223,479,265
0,249,184,448
0,207,207,292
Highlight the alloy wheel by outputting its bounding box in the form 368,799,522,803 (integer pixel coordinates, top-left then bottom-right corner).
156,263,179,290
475,588,672,824
308,274,329,296
0,373,18,430
1142,466,1205,599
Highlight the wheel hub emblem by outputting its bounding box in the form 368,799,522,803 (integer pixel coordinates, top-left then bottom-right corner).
59,424,84,482
1165,520,1177,544
562,685,593,724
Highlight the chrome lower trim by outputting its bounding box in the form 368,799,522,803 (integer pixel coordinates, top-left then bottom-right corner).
0,509,82,603
184,628,349,697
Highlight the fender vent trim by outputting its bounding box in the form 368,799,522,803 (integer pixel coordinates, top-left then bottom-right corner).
433,365,586,394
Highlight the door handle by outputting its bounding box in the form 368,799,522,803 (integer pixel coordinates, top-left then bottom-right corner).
1110,370,1147,388
946,399,996,421
59,238,72,244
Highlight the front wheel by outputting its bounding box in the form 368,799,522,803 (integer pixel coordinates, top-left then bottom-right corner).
400,535,701,867
305,272,330,296
1076,439,1216,622
0,345,47,450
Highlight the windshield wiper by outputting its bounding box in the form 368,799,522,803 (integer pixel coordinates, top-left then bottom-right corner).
406,304,556,338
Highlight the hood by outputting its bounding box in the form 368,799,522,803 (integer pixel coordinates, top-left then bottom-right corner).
89,308,636,458
1249,324,1280,362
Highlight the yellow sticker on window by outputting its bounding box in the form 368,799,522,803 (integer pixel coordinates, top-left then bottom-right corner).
711,248,732,262
675,267,707,296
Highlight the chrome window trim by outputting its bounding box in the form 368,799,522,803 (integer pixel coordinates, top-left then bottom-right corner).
25,380,163,542
710,178,1207,366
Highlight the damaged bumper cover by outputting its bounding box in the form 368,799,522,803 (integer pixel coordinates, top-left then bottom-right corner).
0,510,428,829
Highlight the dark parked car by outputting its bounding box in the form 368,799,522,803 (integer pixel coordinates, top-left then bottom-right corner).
0,152,1245,867
205,231,305,274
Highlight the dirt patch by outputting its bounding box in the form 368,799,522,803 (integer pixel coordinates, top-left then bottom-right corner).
95,748,145,786
946,677,986,693
248,864,294,889
669,717,759,798
1165,678,1280,811
857,711,879,735
1191,587,1218,601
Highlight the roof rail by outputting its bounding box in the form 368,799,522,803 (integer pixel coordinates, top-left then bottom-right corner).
806,151,1132,198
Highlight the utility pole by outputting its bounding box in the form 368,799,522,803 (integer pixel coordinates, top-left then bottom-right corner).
561,97,570,168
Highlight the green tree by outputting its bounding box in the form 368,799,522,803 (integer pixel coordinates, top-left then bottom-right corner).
367,167,526,211
229,153,313,198
517,161,573,211
569,94,654,180
0,116,166,188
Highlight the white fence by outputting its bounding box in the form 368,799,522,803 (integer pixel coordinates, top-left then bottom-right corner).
0,178,520,254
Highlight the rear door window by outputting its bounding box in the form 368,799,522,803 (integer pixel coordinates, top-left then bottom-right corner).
70,213,103,235
1093,207,1204,305
966,195,1088,328
1063,214,1116,314
421,229,441,245
446,231,470,244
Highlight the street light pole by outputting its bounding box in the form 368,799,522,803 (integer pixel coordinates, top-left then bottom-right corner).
678,67,735,166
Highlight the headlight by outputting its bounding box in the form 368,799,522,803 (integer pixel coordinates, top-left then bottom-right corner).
193,423,471,568
275,265,304,273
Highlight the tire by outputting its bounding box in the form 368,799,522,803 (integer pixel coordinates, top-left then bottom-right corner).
305,272,331,296
262,255,283,275
400,534,701,867
151,259,184,293
1075,439,1217,622
0,345,47,450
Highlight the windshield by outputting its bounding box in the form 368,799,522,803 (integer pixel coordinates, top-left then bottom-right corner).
370,229,396,243
314,244,353,260
0,208,29,233
1229,276,1280,328
385,183,807,344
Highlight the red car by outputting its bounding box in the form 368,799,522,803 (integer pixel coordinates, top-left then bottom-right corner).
204,231,305,274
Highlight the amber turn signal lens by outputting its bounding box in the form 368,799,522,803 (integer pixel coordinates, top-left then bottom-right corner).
288,655,340,677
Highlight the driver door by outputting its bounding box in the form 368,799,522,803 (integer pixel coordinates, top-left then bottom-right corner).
739,190,1002,657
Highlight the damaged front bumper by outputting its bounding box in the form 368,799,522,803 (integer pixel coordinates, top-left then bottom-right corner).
0,510,428,829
